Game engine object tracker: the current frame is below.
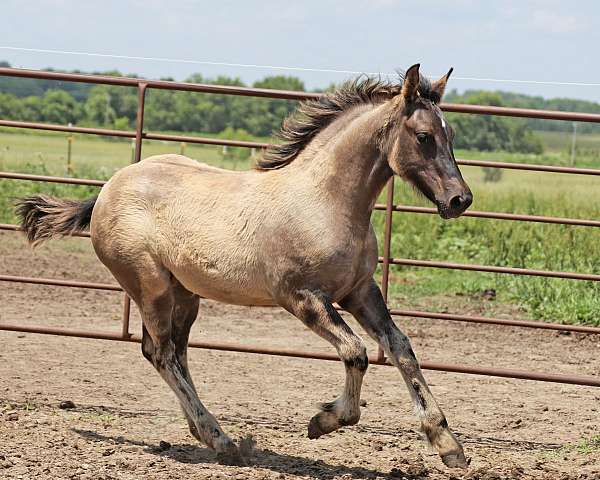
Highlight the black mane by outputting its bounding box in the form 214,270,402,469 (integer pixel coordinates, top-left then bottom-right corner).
256,72,435,170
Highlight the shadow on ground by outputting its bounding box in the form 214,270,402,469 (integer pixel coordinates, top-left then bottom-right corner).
74,428,402,479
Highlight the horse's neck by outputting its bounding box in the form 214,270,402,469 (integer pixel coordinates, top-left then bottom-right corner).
288,104,392,223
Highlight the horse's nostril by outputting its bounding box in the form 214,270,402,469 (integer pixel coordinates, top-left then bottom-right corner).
449,195,462,210
464,192,473,208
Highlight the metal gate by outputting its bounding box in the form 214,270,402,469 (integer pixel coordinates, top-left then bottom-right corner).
1,67,599,387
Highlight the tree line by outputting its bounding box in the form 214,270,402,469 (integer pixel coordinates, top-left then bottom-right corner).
0,61,304,138
2,61,596,153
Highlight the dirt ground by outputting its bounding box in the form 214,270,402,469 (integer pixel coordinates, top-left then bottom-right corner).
1,230,600,480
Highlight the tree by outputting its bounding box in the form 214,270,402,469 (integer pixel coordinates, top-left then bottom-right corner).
445,88,600,134
244,76,305,136
40,90,80,124
0,93,25,120
253,76,305,92
83,87,116,126
22,96,43,121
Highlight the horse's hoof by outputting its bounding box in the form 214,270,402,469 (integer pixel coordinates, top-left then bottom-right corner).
441,450,469,469
215,440,247,466
308,415,325,439
239,435,256,458
308,411,342,439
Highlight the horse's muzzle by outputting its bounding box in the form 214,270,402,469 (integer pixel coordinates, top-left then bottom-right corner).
437,191,473,219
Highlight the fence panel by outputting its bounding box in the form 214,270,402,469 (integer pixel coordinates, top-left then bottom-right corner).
1,67,599,387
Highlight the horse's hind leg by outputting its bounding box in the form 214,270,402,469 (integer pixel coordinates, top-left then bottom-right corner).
117,259,239,459
280,289,368,439
139,277,203,441
168,280,204,441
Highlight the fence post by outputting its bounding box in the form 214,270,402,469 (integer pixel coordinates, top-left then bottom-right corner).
121,82,148,339
378,177,395,362
180,142,186,156
570,122,577,166
133,83,147,163
66,135,73,175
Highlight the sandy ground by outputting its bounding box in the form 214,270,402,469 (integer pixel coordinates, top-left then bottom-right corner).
1,231,600,479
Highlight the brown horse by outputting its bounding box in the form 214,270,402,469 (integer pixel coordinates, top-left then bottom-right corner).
17,64,472,468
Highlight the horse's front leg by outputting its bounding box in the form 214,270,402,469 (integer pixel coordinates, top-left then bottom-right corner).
340,279,468,469
279,288,368,439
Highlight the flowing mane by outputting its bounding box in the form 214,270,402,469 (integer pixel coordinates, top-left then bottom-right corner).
256,72,436,170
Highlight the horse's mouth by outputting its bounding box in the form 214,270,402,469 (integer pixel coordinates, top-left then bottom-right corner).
436,193,473,220
436,203,464,220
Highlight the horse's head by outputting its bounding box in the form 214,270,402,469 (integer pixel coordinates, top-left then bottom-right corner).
380,64,472,219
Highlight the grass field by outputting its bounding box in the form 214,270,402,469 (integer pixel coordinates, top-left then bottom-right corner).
2,129,600,325
0,129,254,174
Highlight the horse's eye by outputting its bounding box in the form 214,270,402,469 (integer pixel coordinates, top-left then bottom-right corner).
416,132,429,144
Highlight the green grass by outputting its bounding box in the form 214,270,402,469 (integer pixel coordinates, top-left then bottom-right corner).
538,130,600,152
543,434,600,458
2,130,600,325
0,128,257,174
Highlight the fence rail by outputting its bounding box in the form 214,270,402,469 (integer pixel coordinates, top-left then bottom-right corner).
1,66,599,388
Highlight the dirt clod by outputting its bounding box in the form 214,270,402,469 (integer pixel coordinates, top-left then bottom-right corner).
6,411,18,421
158,440,171,451
58,400,76,410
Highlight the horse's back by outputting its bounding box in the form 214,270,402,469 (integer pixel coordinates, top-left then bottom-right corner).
96,153,249,207
142,153,231,173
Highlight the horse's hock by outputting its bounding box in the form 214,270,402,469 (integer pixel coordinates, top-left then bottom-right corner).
1,66,600,391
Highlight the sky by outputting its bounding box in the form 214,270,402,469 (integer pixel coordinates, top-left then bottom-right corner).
2,0,600,101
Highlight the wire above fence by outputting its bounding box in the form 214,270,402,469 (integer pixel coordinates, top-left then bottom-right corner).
3,46,600,88
3,67,600,121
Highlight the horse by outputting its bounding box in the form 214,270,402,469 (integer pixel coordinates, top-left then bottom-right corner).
16,64,473,468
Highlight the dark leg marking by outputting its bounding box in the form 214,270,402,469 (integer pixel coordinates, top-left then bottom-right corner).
413,381,427,410
344,355,369,372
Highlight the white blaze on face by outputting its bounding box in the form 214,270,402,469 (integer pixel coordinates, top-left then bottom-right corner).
433,105,446,131
434,106,451,148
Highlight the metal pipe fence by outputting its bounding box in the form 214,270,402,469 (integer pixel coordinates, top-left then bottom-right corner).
1,67,599,387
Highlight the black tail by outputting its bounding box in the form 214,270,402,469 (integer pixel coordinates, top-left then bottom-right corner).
15,195,98,246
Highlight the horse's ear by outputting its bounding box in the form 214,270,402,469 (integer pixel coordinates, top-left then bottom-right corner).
400,64,420,102
430,67,453,103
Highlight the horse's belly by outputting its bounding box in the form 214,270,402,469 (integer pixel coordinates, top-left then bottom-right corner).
168,259,276,307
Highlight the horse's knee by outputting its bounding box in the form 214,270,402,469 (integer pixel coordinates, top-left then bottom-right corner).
342,338,368,373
